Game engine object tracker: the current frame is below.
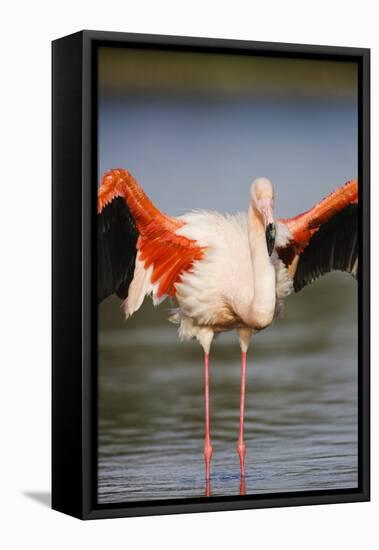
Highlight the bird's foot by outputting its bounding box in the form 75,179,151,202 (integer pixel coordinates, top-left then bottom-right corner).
237,440,246,478
204,440,213,480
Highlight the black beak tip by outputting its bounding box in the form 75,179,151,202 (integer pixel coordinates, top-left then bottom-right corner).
266,223,276,256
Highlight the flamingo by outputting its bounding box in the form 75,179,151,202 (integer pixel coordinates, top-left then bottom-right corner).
98,169,358,481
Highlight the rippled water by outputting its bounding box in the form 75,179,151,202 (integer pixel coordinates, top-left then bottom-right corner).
97,274,358,504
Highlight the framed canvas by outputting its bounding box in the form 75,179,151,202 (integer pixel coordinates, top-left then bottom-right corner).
52,30,370,520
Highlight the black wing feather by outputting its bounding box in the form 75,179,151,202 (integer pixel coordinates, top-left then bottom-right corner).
98,197,139,304
294,204,358,292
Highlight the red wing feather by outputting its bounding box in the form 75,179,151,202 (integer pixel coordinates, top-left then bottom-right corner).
277,179,358,290
280,179,358,253
98,169,204,299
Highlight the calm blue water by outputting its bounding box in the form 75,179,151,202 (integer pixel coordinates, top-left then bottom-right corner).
98,275,358,503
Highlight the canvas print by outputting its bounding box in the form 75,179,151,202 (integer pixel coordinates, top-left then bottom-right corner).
97,47,358,504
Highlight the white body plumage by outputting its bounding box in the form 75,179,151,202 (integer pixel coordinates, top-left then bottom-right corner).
125,178,293,352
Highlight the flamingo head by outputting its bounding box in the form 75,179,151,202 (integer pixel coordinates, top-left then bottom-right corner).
250,177,276,256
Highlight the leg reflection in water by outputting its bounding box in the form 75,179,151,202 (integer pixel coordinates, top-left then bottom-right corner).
205,478,211,497
204,476,247,497
239,477,246,496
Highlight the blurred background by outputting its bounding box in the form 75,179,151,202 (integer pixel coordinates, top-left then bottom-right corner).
97,46,358,504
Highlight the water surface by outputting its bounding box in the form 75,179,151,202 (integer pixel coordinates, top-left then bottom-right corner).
98,274,358,503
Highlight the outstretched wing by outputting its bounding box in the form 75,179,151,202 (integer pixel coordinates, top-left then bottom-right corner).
277,179,358,292
98,196,138,303
97,169,204,307
292,203,357,291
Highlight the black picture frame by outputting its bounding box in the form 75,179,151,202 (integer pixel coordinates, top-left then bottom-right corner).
52,30,370,520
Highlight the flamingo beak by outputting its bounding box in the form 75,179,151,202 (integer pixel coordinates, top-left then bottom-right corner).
266,223,276,256
258,199,276,256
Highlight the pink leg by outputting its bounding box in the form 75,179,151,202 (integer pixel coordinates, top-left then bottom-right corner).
204,352,213,480
237,351,247,477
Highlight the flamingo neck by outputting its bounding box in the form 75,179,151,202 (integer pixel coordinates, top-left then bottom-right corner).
247,205,276,329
